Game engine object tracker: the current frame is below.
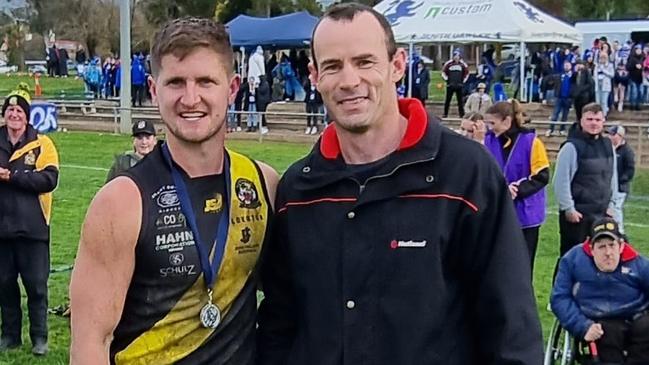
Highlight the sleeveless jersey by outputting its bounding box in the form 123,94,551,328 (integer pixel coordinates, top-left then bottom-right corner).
110,146,271,365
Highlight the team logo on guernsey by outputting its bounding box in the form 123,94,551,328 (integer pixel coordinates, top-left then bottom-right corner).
24,150,36,166
157,190,180,208
235,178,261,209
204,193,223,213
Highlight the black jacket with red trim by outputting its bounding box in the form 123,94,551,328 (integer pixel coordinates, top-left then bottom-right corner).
0,124,59,241
257,99,543,365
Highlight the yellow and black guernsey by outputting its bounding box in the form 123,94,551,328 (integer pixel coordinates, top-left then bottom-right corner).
0,124,59,242
112,146,271,365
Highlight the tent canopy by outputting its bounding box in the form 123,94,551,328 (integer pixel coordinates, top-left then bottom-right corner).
226,11,319,48
374,0,582,44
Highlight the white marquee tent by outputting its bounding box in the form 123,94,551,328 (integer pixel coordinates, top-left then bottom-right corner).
374,0,583,100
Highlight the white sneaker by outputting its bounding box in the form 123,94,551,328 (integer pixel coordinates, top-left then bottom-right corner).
261,127,269,135
559,130,567,136
310,127,318,135
236,126,242,132
545,130,552,137
305,127,312,134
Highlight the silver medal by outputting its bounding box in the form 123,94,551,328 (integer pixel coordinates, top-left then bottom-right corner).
200,302,221,329
200,290,221,329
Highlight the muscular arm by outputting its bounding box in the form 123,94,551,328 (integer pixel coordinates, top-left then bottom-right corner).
256,161,279,211
69,177,141,364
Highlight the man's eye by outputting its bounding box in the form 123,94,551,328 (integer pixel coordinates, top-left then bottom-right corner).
358,60,374,67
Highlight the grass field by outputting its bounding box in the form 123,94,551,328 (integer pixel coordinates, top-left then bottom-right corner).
0,131,648,364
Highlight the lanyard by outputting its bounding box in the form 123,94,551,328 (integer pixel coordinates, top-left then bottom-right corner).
161,143,230,290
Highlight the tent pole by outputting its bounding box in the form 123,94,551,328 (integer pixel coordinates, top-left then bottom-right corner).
408,42,414,98
241,46,246,78
519,40,525,102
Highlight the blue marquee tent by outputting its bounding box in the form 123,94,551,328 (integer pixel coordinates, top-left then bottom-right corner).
226,11,319,48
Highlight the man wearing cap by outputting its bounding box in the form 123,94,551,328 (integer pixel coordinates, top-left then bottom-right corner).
441,49,469,118
105,120,157,182
464,82,492,115
608,125,635,234
0,85,59,356
551,217,649,364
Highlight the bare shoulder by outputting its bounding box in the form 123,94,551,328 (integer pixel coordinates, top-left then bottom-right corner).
80,176,142,255
255,160,279,209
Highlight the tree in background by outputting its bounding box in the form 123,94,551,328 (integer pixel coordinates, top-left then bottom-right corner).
565,0,635,21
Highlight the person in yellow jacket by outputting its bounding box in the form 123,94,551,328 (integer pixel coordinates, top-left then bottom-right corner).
0,83,59,356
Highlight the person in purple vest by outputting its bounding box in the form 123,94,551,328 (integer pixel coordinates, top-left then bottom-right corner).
484,100,550,274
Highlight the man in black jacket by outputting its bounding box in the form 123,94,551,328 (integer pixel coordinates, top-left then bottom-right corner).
0,87,59,356
256,75,271,134
256,3,543,365
441,49,469,118
571,61,595,122
608,125,635,234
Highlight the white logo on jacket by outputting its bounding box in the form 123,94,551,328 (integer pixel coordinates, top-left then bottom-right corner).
390,239,427,249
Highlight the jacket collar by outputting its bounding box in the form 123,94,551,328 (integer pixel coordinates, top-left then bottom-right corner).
582,240,639,262
320,98,429,160
0,124,36,151
296,98,441,191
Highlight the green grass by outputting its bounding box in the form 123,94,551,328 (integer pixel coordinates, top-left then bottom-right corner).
0,74,85,99
0,131,647,364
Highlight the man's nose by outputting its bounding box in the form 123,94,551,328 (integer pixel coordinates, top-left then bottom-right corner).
338,63,361,90
180,82,201,107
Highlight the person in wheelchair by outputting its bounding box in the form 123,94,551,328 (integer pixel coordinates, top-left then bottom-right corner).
551,217,649,364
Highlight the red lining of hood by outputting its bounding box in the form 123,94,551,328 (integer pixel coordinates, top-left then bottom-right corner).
320,98,428,160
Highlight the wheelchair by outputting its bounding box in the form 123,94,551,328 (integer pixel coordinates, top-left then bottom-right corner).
544,319,599,365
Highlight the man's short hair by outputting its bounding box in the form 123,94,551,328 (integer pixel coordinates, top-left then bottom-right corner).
581,102,603,116
150,17,233,76
310,3,397,70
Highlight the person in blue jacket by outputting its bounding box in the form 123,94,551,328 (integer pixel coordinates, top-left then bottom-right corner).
551,217,649,364
131,56,147,107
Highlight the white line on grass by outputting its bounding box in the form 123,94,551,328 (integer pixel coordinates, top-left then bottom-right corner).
61,164,109,172
547,211,649,228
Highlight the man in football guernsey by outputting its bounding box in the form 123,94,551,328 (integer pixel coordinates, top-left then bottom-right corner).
69,18,278,365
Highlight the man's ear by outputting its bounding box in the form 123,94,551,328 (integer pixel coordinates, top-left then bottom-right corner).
148,75,157,106
229,74,241,105
391,48,407,83
308,62,318,86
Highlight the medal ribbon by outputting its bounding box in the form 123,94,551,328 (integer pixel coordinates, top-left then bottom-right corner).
161,143,230,292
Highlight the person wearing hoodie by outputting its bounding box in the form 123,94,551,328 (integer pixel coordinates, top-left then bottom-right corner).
551,217,649,364
441,49,469,118
131,56,147,107
248,45,266,83
626,45,645,111
84,58,102,98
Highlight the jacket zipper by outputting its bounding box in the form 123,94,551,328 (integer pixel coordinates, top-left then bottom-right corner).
354,155,437,195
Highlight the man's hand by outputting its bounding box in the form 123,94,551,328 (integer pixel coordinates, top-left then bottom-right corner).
508,182,519,200
565,210,583,223
0,167,10,182
584,323,604,342
473,120,486,142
